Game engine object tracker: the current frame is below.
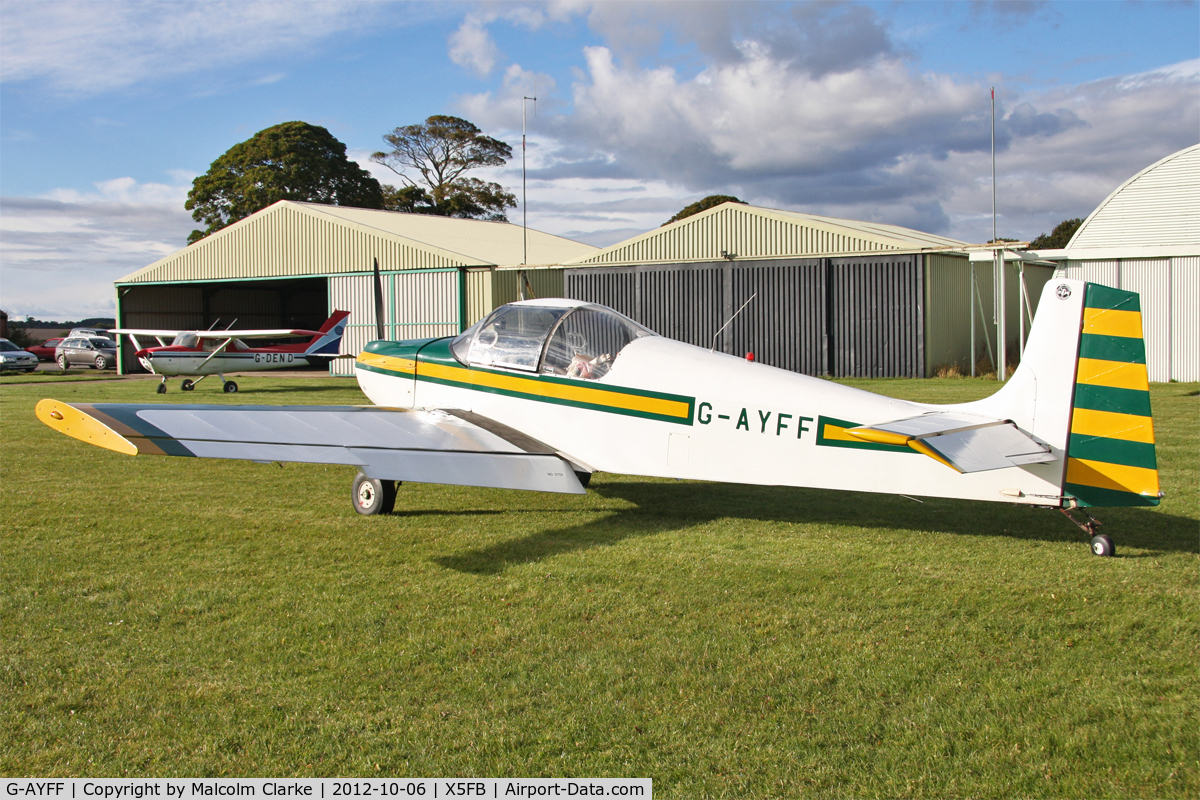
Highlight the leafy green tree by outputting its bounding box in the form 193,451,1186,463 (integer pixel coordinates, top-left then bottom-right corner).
664,195,746,226
186,121,384,243
1030,217,1084,249
372,115,516,221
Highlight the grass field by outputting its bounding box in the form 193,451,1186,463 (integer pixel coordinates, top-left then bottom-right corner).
2,376,1196,797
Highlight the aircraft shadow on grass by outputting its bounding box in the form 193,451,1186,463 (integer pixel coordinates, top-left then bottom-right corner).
434,480,1198,575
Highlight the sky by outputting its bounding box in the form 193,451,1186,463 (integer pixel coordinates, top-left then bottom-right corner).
1,0,1197,321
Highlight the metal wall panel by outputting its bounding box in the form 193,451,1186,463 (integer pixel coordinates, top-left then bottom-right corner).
1171,257,1199,381
1120,260,1171,382
924,254,972,375
566,255,925,377
329,271,461,376
828,256,923,378
1055,257,1197,381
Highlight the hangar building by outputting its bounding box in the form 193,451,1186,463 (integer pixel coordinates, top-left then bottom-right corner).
115,200,595,375
1036,144,1199,382
562,203,1049,378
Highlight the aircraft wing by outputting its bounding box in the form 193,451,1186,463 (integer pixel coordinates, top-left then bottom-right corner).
35,400,587,494
108,327,323,339
109,328,185,338
846,412,1056,473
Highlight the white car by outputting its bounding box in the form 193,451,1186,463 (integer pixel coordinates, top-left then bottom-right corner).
0,338,39,372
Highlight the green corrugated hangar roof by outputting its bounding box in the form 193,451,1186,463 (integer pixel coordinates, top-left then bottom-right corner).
119,200,598,284
566,201,968,266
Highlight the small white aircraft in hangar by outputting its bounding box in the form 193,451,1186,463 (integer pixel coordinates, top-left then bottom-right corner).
109,311,350,393
38,279,1159,556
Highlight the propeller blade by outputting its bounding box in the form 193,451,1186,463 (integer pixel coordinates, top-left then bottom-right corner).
373,258,385,341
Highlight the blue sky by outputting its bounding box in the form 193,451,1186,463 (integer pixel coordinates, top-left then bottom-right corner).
2,0,1197,320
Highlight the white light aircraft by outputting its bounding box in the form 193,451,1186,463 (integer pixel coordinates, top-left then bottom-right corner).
38,279,1159,557
109,311,350,393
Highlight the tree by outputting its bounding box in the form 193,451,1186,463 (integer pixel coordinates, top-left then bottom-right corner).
664,195,746,226
1030,217,1084,249
371,115,516,221
186,121,384,243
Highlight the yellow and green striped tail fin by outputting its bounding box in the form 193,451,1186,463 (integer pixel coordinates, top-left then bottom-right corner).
1064,284,1160,507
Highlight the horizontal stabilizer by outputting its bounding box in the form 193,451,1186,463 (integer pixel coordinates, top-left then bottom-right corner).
35,400,586,494
847,412,1055,474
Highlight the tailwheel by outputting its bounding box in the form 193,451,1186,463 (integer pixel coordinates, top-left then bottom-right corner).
1060,507,1114,556
352,471,397,515
1090,534,1116,558
223,380,238,393
181,379,195,391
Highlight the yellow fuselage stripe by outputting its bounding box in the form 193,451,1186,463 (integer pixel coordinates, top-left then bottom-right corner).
1082,307,1143,339
419,362,691,419
358,352,416,374
358,352,690,420
1069,407,1156,444
1075,358,1149,391
1066,457,1159,496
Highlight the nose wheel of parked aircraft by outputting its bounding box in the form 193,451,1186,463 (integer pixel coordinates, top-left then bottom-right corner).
352,471,397,515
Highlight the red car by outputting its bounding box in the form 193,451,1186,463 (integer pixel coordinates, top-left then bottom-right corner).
27,338,63,361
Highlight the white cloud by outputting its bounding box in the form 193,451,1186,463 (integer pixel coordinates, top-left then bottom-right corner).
0,0,385,94
0,179,195,319
448,14,503,77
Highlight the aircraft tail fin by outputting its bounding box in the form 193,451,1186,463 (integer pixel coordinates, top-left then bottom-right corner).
965,279,1159,508
304,311,351,356
1063,284,1159,507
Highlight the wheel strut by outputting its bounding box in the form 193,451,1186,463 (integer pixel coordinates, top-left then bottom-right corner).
1060,507,1116,557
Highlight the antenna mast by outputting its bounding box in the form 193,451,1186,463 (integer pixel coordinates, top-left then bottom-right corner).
522,95,537,266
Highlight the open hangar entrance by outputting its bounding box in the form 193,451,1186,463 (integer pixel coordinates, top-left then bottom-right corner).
116,276,329,374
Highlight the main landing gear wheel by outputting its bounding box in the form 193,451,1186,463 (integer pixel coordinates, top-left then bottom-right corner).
181,379,195,391
223,380,238,393
156,383,167,394
1090,534,1116,558
352,471,397,515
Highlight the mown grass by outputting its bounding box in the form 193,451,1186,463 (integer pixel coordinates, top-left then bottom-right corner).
1,376,1196,796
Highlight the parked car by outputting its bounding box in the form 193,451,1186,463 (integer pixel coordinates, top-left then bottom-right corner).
55,337,118,370
27,337,64,361
68,328,112,339
0,338,39,373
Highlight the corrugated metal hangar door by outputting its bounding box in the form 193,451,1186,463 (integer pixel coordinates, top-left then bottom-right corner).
330,270,461,376
565,255,925,378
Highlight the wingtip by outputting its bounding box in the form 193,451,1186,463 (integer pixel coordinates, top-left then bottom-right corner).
35,399,139,456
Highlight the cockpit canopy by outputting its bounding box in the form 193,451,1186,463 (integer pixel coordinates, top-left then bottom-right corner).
450,301,656,380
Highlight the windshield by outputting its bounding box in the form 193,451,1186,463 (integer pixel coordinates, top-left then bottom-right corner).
172,333,198,348
452,305,568,372
450,302,655,379
0,340,18,352
541,306,654,380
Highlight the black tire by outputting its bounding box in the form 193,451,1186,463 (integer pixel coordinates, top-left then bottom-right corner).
95,356,107,370
57,355,68,370
181,379,195,391
1090,534,1116,557
223,381,238,393
352,471,397,515
156,383,167,394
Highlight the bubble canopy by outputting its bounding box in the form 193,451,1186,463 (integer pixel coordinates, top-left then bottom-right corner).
450,300,656,380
